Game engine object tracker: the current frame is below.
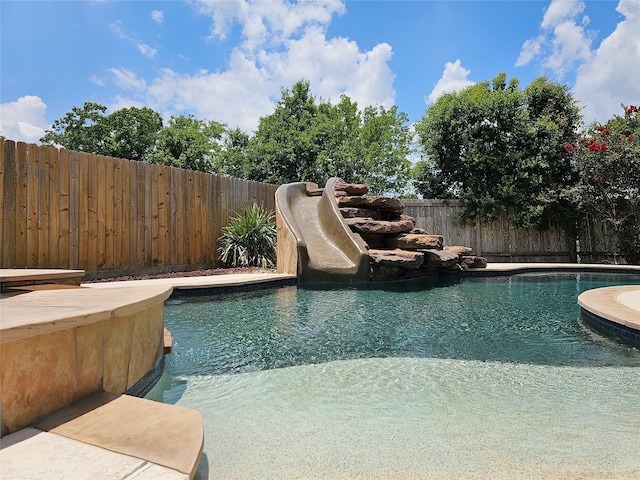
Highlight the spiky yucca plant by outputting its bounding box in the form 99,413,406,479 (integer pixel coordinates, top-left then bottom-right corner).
218,203,277,268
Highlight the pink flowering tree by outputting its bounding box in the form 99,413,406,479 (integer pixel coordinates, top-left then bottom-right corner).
566,104,640,263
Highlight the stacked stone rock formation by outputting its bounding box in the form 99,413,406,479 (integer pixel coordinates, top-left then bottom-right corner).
333,180,487,281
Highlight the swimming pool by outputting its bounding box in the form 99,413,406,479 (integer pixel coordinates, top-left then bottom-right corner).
151,273,640,479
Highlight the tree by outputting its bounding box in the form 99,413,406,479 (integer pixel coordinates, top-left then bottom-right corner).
41,103,163,162
246,80,321,184
212,127,251,178
149,114,226,172
102,107,163,161
247,79,413,194
41,102,109,153
413,73,582,228
566,104,640,264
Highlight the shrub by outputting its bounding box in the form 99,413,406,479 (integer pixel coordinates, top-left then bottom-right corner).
218,203,277,268
565,104,640,264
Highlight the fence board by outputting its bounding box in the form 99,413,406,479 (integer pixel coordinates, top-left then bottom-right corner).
57,148,70,268
170,167,180,265
1,140,16,267
48,146,60,267
13,143,28,268
135,161,146,268
0,139,4,266
86,154,98,272
68,151,79,269
113,158,129,269
26,144,39,268
74,152,91,271
37,146,50,267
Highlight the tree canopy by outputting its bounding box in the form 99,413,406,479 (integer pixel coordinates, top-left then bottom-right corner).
41,103,163,162
148,114,225,172
244,80,413,195
39,81,413,194
413,73,582,228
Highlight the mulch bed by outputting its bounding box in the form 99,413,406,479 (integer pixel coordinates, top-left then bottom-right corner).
85,267,278,283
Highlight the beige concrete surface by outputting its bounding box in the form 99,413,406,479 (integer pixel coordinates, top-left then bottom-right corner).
480,262,640,274
84,272,296,290
34,392,203,478
0,284,172,341
578,285,640,329
0,269,85,292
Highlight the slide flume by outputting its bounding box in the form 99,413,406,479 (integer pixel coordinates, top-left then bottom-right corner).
275,177,369,283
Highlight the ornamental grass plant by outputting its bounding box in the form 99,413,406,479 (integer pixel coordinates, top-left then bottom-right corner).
218,203,277,268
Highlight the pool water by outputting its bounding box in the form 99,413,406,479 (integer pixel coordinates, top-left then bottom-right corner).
151,273,640,479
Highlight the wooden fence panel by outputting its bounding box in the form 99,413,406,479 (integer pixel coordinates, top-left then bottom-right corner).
577,213,623,263
14,143,28,267
402,200,573,263
47,146,60,268
57,148,70,268
1,139,15,267
8,141,623,275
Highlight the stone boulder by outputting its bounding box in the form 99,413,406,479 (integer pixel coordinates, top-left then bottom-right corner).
388,233,443,250
460,256,488,269
369,249,424,270
338,195,404,213
443,246,473,258
334,181,369,196
421,249,460,271
340,207,381,220
345,217,414,235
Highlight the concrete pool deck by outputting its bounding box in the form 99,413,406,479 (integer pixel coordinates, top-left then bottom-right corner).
1,265,638,479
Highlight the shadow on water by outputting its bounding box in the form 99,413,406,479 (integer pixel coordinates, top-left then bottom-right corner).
193,453,209,480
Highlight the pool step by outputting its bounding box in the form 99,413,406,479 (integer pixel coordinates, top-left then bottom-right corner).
1,392,203,480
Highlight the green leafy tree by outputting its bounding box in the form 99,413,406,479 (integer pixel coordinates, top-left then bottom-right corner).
212,127,252,178
565,104,640,264
414,73,581,228
41,103,163,161
102,107,163,161
149,114,226,172
41,102,109,153
247,79,413,194
246,80,321,184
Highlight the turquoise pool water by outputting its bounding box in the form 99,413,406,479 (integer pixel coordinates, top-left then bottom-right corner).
152,273,640,479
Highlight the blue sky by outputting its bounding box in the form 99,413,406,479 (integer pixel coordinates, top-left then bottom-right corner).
1,0,639,144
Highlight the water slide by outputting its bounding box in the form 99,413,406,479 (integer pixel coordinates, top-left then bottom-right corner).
275,177,369,283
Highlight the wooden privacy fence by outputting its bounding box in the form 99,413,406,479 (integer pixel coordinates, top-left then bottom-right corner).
0,139,278,278
402,200,576,263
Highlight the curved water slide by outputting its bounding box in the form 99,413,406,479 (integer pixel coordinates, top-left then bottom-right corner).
275,177,369,283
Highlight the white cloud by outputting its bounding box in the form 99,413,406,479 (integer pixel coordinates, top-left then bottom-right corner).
574,0,640,123
518,0,640,124
108,68,147,91
114,0,395,132
89,75,106,86
516,0,592,76
516,36,544,67
0,96,50,143
110,20,157,58
137,42,157,59
426,60,474,104
540,0,585,29
151,10,164,25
